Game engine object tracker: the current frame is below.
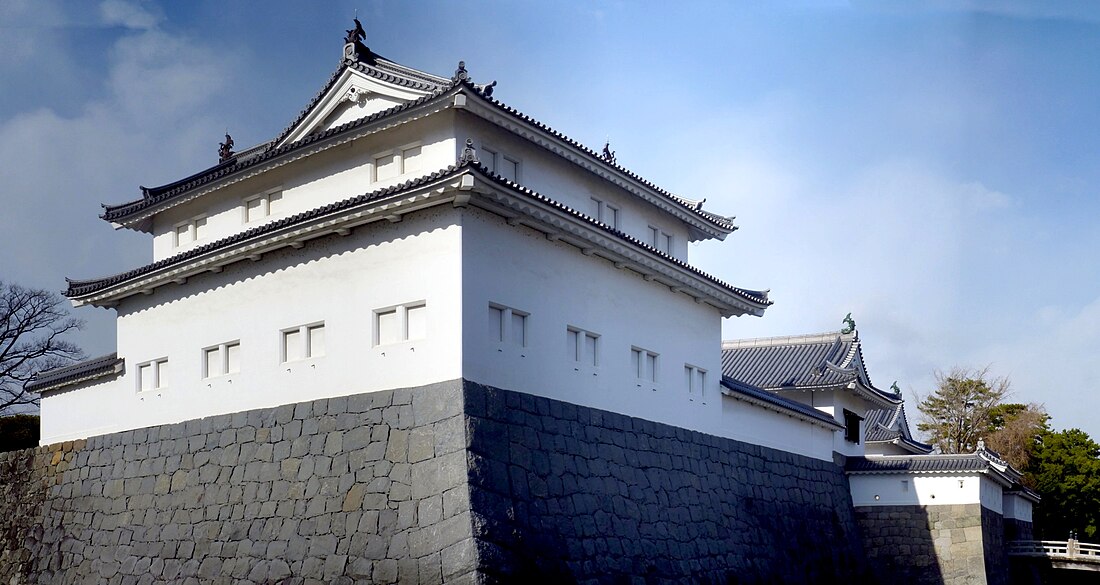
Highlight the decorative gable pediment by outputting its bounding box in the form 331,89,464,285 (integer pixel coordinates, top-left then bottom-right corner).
277,67,438,148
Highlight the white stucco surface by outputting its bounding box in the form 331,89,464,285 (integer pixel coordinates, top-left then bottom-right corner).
849,473,1007,513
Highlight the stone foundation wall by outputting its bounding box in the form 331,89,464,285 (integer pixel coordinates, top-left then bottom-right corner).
1004,518,1033,542
856,503,1008,585
463,382,870,583
0,381,476,584
3,380,874,584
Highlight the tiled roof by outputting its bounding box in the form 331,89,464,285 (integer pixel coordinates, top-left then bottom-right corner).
720,331,861,389
26,353,124,394
101,83,460,222
864,403,932,453
101,64,735,235
70,163,771,311
846,454,991,474
72,166,467,297
720,376,841,428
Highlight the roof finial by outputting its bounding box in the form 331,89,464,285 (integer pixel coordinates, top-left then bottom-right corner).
452,61,469,83
476,80,497,97
840,312,855,334
601,139,616,164
218,131,235,162
890,381,901,396
459,138,479,164
976,438,986,452
345,14,366,44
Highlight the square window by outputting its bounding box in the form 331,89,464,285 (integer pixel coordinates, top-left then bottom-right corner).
685,364,707,398
175,223,191,246
402,145,422,173
844,410,862,443
374,152,399,181
138,358,167,392
510,311,527,347
283,325,324,362
567,328,581,361
194,217,208,240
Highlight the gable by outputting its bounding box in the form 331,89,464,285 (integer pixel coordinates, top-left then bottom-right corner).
277,67,439,148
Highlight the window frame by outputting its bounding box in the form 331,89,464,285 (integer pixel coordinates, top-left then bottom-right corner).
136,357,168,392
172,216,208,248
685,364,707,401
281,322,326,363
372,142,422,182
478,143,521,182
631,346,659,384
488,302,529,349
242,188,284,224
373,301,428,347
567,326,599,368
202,340,241,379
843,409,863,444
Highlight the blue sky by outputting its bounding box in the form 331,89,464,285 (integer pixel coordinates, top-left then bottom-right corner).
2,1,1098,439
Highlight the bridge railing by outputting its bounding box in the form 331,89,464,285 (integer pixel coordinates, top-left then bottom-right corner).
1009,539,1100,560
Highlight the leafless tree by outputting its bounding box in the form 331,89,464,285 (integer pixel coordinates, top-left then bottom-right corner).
1,281,83,413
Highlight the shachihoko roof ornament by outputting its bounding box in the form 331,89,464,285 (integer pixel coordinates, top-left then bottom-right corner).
218,132,234,163
343,16,368,61
602,140,616,165
452,61,469,83
459,138,479,165
841,312,856,335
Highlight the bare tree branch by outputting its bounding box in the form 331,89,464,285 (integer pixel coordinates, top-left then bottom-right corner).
0,280,84,413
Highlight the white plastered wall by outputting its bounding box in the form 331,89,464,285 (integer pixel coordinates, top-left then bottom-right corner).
42,207,463,444
151,114,458,261
850,473,1005,513
457,114,694,258
459,206,834,461
1002,493,1034,522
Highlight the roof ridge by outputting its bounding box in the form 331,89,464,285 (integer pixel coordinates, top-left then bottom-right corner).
721,330,851,349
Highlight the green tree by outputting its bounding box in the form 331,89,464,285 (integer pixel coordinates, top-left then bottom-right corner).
1028,428,1100,540
0,413,39,452
986,403,1048,474
917,367,1009,454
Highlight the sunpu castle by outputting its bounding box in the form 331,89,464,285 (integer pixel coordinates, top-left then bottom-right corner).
3,21,1042,584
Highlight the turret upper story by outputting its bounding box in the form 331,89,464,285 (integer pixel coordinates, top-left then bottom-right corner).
721,322,904,457
98,34,734,271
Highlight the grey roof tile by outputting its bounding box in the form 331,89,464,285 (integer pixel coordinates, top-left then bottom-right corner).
27,353,123,393
720,376,840,428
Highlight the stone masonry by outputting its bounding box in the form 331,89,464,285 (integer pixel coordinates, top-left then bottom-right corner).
2,380,873,583
0,381,476,584
856,503,1008,585
462,383,871,583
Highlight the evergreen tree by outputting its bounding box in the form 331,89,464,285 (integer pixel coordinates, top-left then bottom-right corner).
1029,428,1100,540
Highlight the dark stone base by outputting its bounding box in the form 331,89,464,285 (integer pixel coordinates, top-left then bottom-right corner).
1,380,872,583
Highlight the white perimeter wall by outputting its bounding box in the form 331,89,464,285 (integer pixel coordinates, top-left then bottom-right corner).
850,473,1006,513
1002,493,1033,522
460,206,835,461
42,207,463,443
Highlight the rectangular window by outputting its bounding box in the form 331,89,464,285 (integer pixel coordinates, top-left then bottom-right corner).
203,341,241,378
489,303,528,347
482,147,498,173
632,347,659,382
137,358,168,392
244,190,283,223
685,364,707,399
374,302,427,346
844,409,862,444
499,156,519,182
374,152,400,181
282,323,324,363
173,216,208,247
402,145,422,174
590,198,621,229
567,326,599,366
649,226,672,254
